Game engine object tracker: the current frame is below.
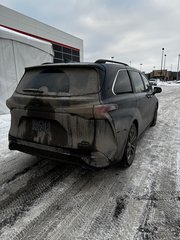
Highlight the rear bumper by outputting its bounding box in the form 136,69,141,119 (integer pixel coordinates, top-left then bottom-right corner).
8,135,111,168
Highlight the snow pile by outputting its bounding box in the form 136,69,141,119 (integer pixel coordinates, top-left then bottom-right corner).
157,80,180,86
0,114,10,129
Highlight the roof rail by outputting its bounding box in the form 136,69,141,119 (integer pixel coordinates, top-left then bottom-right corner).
95,59,129,66
41,62,53,65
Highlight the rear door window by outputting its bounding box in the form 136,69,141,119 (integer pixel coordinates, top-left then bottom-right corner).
130,71,145,93
17,67,101,96
113,70,132,94
141,74,151,92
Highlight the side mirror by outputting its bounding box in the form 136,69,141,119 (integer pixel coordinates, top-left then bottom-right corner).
153,86,162,95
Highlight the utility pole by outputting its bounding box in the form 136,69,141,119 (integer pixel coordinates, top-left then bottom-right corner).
163,54,166,70
163,54,167,80
160,48,164,79
177,54,180,81
140,63,143,71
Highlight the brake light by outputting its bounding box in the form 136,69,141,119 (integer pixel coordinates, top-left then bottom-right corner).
93,104,118,119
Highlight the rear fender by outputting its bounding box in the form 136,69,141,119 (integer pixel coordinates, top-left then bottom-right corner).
94,119,117,161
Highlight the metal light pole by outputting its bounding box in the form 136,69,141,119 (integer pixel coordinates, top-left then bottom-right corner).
140,63,143,71
177,54,180,81
163,54,166,70
163,54,166,80
160,48,164,78
153,66,155,78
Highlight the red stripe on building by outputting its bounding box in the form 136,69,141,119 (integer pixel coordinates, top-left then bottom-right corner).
0,24,80,51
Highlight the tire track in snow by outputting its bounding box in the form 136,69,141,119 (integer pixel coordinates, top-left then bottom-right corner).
15,121,166,240
134,86,180,240
46,170,123,240
0,163,74,235
0,167,93,240
0,153,38,185
0,159,54,203
47,138,163,240
176,120,180,192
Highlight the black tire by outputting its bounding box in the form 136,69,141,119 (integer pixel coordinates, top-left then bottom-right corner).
122,123,137,168
150,107,158,127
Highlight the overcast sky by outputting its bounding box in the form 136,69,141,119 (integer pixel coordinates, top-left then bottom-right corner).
1,0,180,73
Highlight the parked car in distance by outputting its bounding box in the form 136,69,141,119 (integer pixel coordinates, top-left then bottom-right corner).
149,78,157,86
6,59,162,168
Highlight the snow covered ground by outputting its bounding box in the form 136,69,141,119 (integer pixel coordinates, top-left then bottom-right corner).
0,84,180,240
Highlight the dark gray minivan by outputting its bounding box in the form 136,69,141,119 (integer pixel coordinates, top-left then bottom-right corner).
6,59,162,168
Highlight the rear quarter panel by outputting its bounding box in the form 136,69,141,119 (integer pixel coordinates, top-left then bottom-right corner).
103,93,138,161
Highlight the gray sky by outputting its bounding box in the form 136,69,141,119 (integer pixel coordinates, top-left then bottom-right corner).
1,0,180,73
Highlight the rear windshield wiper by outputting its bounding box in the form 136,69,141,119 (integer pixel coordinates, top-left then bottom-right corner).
23,88,44,93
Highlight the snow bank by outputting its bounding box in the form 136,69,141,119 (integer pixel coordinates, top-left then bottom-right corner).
157,80,180,86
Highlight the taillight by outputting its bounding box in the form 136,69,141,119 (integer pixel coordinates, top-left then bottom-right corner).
93,104,118,119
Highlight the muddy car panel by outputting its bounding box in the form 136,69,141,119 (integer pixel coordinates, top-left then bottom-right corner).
7,64,117,167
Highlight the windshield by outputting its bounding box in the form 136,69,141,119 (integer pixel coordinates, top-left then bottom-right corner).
16,67,101,96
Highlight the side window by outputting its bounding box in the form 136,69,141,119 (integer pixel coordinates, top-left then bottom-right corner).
113,70,132,94
141,74,150,92
130,71,145,93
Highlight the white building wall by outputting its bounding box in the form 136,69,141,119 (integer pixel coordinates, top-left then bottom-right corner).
0,4,83,61
0,27,54,114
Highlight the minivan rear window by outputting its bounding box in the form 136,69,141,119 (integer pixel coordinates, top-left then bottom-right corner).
16,67,101,96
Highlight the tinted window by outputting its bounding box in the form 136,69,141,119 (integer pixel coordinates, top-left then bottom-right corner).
54,51,62,59
130,71,145,93
52,44,80,63
141,74,150,92
114,70,132,94
63,53,71,61
72,56,80,62
72,50,80,56
17,67,100,96
53,45,62,52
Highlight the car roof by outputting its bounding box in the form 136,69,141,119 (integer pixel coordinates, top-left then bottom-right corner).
25,62,104,71
25,59,138,72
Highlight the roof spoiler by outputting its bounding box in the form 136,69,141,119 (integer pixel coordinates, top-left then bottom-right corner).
95,59,129,66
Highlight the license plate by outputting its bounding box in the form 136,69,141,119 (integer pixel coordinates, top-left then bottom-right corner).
32,120,50,133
